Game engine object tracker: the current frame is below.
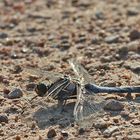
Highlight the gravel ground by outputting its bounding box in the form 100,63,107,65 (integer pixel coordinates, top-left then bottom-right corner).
0,0,140,139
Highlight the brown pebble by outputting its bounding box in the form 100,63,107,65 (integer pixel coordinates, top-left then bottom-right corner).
113,118,119,124
129,29,140,41
3,88,10,94
105,95,117,100
14,116,19,122
12,65,22,74
47,128,57,138
26,83,36,91
15,135,21,140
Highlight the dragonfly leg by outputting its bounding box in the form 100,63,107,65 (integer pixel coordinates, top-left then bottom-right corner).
62,100,67,112
57,99,67,113
126,92,133,100
126,92,138,113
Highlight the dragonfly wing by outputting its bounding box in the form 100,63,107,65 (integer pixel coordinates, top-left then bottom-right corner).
69,59,94,84
74,84,106,128
24,67,64,83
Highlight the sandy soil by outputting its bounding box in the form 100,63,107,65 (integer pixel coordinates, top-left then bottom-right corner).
0,0,140,139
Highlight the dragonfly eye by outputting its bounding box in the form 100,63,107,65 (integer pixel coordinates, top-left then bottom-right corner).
35,83,48,97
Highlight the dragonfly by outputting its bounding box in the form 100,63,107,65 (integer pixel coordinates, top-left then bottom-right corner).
23,59,140,127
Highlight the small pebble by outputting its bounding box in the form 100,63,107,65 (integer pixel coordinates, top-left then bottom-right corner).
91,36,100,44
3,88,10,94
21,47,29,53
14,116,19,122
11,52,19,59
0,96,5,102
0,129,4,136
60,34,69,40
78,128,85,135
105,35,119,44
104,99,124,111
0,114,8,123
131,119,140,125
71,123,74,127
126,41,140,52
8,88,23,99
47,128,57,138
15,135,21,140
75,44,84,49
113,118,119,124
94,119,108,129
60,43,71,50
124,61,140,73
127,8,139,16
100,56,112,63
101,80,116,87
0,32,8,39
118,47,128,58
95,11,105,20
5,106,19,114
61,130,68,137
12,65,22,74
27,27,37,33
26,83,36,91
103,126,119,137
129,30,140,41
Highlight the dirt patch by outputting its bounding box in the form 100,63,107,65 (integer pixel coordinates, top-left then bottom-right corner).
0,0,140,139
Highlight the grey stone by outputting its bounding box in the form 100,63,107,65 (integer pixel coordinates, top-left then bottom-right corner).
124,61,140,73
0,114,8,123
126,41,140,52
103,126,119,137
104,99,124,111
0,32,8,39
127,8,139,16
8,88,23,99
105,35,119,44
95,11,105,20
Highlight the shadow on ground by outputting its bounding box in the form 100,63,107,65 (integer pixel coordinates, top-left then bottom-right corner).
33,102,75,129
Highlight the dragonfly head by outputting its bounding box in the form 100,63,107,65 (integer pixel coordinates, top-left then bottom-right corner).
35,83,49,97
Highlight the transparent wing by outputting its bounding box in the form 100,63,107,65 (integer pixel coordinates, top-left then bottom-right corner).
24,67,64,83
69,59,94,84
74,84,106,128
70,59,107,127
